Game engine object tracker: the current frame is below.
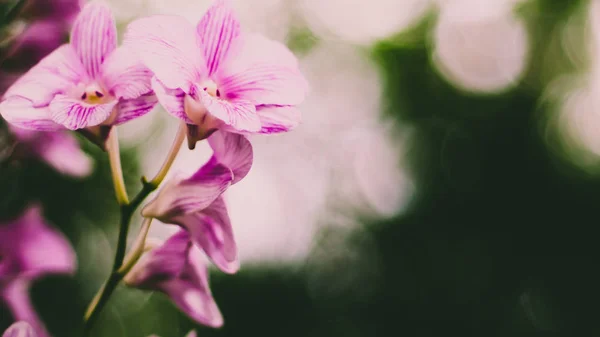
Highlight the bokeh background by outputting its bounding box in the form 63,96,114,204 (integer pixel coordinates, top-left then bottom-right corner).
3,0,600,336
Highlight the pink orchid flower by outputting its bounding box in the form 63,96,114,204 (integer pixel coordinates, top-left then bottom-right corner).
0,2,156,132
124,230,223,328
9,125,92,177
0,206,76,337
142,131,252,274
124,0,308,144
2,321,36,337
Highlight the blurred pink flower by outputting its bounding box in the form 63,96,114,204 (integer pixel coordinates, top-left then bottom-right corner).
2,321,36,337
142,131,252,273
124,230,223,328
0,2,156,132
0,206,76,337
8,125,92,177
124,0,308,144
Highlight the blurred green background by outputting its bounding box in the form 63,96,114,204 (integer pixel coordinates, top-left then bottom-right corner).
3,0,600,336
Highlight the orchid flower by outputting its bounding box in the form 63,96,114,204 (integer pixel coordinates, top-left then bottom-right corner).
142,131,252,273
0,1,156,134
124,0,308,145
0,206,76,337
2,321,36,337
8,125,92,177
124,230,223,328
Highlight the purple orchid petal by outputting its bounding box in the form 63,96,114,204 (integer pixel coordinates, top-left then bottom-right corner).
24,0,83,23
0,206,76,280
196,0,241,76
124,15,203,90
10,126,93,177
125,230,223,328
113,93,158,125
207,131,252,184
217,34,308,106
160,249,224,328
124,230,189,287
0,97,62,131
142,158,233,220
199,90,260,132
1,282,47,337
173,197,239,274
3,45,86,107
151,77,193,124
3,20,66,72
101,46,154,100
70,2,117,78
256,105,301,134
48,95,117,130
2,321,37,337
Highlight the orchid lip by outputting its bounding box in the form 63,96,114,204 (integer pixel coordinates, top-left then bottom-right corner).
79,83,111,104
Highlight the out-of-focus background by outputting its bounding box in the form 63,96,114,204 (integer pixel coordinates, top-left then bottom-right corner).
3,0,600,336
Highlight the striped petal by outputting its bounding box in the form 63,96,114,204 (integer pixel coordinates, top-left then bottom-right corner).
197,0,241,76
151,77,193,124
49,95,117,130
217,34,308,106
207,131,253,184
142,158,233,220
256,105,301,134
199,90,260,132
173,197,239,274
101,45,154,100
125,15,203,90
0,97,62,131
114,93,157,125
70,2,117,78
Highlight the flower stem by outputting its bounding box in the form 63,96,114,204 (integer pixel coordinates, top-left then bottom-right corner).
107,128,129,205
83,125,187,335
147,121,186,187
118,217,153,276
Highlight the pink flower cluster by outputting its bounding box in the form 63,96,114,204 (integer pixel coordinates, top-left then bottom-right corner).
0,0,308,335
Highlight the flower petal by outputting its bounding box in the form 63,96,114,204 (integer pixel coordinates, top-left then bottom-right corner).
70,2,117,78
0,97,62,131
217,35,308,106
3,45,86,106
101,45,154,100
114,93,157,125
124,231,224,328
0,205,76,279
124,230,190,287
208,131,252,184
11,127,93,177
197,0,241,76
151,77,193,124
2,20,66,72
160,251,224,328
49,95,117,130
216,34,308,105
199,90,260,132
2,321,37,337
125,15,203,90
175,197,239,274
142,158,233,219
256,105,301,134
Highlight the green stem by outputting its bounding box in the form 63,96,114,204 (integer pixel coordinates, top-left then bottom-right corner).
83,182,155,334
82,124,187,335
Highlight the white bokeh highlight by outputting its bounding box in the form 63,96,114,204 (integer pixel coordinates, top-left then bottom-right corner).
432,0,529,92
548,0,600,165
300,0,432,45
